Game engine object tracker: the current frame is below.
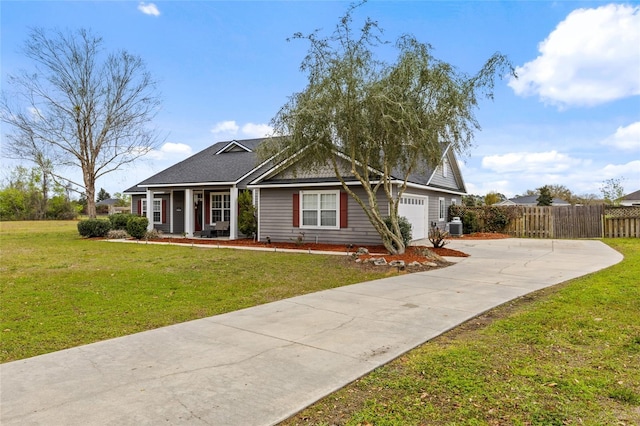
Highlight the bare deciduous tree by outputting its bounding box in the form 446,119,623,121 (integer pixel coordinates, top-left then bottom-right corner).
1,28,161,217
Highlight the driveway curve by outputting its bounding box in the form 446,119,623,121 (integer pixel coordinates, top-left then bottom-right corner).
0,239,622,425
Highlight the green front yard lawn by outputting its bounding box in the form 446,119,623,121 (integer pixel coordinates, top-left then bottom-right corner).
2,221,638,425
0,221,388,362
282,238,640,425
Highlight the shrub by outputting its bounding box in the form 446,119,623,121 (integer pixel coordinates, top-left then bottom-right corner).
106,229,129,239
46,195,79,220
428,226,450,248
485,206,509,232
109,213,134,230
77,219,112,238
126,216,149,239
384,216,412,249
144,228,163,240
450,205,478,234
238,190,257,238
461,210,479,234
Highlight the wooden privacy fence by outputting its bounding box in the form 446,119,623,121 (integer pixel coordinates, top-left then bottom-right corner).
603,206,640,238
450,205,640,239
504,205,606,238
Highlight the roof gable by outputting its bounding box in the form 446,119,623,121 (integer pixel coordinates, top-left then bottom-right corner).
136,138,266,187
423,147,466,192
215,140,253,155
250,144,466,193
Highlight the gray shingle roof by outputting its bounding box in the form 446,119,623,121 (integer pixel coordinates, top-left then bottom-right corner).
621,189,640,200
508,195,570,205
137,138,266,186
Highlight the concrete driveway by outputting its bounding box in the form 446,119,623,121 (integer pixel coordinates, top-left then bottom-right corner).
0,238,622,425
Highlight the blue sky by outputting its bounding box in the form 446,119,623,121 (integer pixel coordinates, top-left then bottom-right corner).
1,1,639,199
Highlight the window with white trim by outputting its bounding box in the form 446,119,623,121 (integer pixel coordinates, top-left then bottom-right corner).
442,157,449,178
210,193,231,223
438,197,446,221
141,199,162,224
300,190,339,228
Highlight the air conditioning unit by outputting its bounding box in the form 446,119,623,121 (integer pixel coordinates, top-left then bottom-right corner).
448,216,463,236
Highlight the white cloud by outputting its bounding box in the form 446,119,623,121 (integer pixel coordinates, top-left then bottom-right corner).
138,2,160,17
601,160,640,178
602,122,640,151
161,142,192,156
241,123,273,138
509,4,640,107
482,150,588,174
211,120,239,135
210,120,272,139
146,142,193,160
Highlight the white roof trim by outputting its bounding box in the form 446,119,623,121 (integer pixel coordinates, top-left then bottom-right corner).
248,147,308,185
248,179,465,196
215,140,252,155
139,182,238,188
235,155,275,185
248,181,363,189
425,144,451,186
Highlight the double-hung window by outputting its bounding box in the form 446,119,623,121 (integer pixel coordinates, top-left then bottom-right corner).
210,193,231,223
438,197,446,221
141,199,162,224
301,190,338,228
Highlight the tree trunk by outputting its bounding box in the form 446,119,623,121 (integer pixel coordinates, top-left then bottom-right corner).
84,173,96,218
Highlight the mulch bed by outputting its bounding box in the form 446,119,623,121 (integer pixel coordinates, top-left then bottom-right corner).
147,232,511,271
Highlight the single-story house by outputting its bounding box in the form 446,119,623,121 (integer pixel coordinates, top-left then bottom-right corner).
124,137,467,245
95,198,129,215
620,189,640,206
496,195,571,207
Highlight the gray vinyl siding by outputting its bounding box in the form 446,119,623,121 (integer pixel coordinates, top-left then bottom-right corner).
429,164,459,190
131,195,143,215
130,193,170,233
270,158,351,180
258,186,388,245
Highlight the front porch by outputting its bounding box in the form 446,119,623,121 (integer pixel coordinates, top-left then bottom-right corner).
136,187,241,239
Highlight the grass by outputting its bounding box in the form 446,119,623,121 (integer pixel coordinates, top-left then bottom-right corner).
283,238,640,425
0,221,388,362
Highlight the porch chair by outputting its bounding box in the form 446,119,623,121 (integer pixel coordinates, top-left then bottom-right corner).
200,224,216,238
216,221,230,237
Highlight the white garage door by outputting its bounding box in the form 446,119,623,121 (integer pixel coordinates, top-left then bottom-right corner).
398,195,428,240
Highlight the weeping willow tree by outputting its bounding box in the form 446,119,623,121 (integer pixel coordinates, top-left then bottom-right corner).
260,4,515,254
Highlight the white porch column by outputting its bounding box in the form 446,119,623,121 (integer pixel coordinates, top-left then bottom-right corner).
169,191,174,234
185,188,194,237
145,190,154,231
229,186,239,240
254,188,260,241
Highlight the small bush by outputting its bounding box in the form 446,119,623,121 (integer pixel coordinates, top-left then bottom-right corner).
428,226,450,248
126,216,149,239
384,216,413,249
461,210,478,234
77,219,112,238
144,228,163,240
106,229,129,239
109,213,134,230
238,190,257,238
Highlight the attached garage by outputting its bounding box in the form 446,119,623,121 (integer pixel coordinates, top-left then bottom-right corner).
398,195,429,240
